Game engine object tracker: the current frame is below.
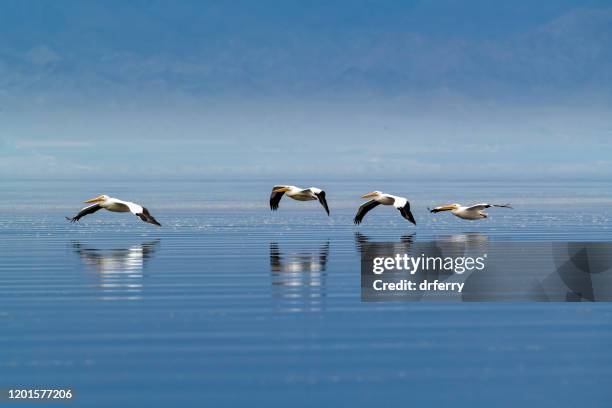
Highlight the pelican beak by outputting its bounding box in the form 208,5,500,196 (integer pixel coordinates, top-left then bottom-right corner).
361,192,377,198
84,195,105,203
273,187,290,193
436,204,456,211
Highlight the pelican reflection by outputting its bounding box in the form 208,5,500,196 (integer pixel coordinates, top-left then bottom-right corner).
355,232,414,254
434,232,489,246
432,233,489,258
72,239,160,301
269,241,329,312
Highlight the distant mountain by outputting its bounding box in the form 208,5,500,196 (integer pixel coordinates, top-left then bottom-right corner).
0,1,610,98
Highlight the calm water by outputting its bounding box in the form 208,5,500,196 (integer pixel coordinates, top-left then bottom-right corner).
1,180,611,407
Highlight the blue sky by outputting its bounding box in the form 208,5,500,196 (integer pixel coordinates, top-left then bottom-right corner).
1,0,611,180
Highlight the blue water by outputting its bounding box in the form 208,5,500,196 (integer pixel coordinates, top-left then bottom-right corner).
1,180,611,407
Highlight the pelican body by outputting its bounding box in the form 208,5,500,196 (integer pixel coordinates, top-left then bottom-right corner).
430,203,511,220
354,191,416,225
270,185,330,215
67,195,161,226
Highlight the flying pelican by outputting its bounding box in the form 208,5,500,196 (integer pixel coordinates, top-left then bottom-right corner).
429,203,512,220
66,195,161,226
270,185,330,215
354,191,416,225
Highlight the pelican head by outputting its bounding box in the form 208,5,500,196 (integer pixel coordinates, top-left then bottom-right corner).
84,194,109,204
361,191,382,198
273,187,291,193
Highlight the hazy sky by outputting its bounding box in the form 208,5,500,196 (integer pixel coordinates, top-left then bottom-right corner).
1,0,611,180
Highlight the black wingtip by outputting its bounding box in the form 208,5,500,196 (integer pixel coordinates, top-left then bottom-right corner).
315,191,330,216
138,208,162,227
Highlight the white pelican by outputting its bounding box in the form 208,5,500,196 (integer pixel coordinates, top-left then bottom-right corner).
66,195,161,226
354,191,416,225
429,203,512,220
270,185,330,215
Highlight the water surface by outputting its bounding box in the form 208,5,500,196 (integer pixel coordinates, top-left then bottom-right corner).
1,180,611,407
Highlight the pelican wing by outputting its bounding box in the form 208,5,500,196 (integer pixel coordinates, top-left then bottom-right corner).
354,200,381,225
270,185,286,211
124,202,161,226
314,190,330,215
465,203,512,211
66,204,102,222
136,207,162,226
397,203,416,225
